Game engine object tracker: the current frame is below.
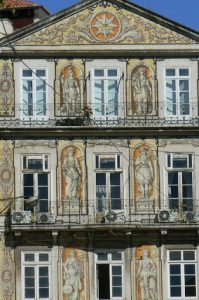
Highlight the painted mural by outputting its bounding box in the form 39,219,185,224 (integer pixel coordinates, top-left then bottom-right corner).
132,142,157,212
131,65,154,114
135,245,158,300
0,234,15,300
61,144,84,214
16,2,193,46
0,61,14,117
62,247,86,300
0,141,14,215
59,65,82,116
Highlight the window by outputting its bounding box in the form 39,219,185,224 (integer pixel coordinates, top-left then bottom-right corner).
22,69,47,118
166,154,193,211
22,251,51,300
22,155,50,212
96,251,123,299
95,154,123,212
165,68,190,117
92,68,120,117
168,250,197,298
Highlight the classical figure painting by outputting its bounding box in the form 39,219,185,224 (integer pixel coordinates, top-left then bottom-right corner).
131,65,153,114
62,248,84,300
136,246,158,300
59,65,81,116
133,145,155,211
61,145,83,211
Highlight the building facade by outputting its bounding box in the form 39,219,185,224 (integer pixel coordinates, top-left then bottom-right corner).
0,0,198,299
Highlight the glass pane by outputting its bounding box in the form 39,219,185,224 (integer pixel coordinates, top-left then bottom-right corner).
97,253,108,261
25,278,35,287
182,173,192,184
112,266,122,275
38,173,48,185
166,69,176,76
100,157,115,169
185,287,196,297
36,69,46,77
96,173,106,185
170,287,181,297
112,276,122,285
168,186,178,198
38,187,48,199
166,79,176,115
170,276,181,285
179,80,189,91
185,264,195,274
28,159,43,169
94,80,105,116
179,69,189,76
39,266,48,277
112,287,122,297
23,80,33,116
94,70,104,77
108,69,117,77
39,288,49,298
185,275,195,285
169,251,181,261
25,267,34,277
168,172,178,184
112,252,122,261
173,157,187,168
25,254,35,262
39,200,48,213
23,174,34,186
183,251,195,261
110,173,120,185
39,253,49,262
39,277,49,287
108,79,118,116
183,186,192,198
23,69,32,77
25,288,35,298
170,265,181,274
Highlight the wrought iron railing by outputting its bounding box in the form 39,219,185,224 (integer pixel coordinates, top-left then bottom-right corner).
0,103,198,128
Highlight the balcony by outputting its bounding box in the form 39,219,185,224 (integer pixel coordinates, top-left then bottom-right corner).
0,103,198,129
8,199,199,231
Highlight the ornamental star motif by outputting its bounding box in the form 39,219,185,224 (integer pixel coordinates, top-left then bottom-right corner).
92,13,118,39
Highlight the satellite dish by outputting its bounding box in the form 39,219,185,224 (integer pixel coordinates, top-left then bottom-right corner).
24,196,39,208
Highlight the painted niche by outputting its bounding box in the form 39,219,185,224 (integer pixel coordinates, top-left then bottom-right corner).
62,248,84,300
133,145,155,212
131,65,154,115
0,142,14,207
0,62,14,116
61,145,83,212
58,65,82,116
135,245,158,300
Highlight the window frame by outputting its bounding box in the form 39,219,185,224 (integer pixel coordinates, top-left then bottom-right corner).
21,251,51,300
164,67,191,118
167,249,197,299
95,250,124,300
165,153,194,212
21,67,48,119
91,67,121,118
95,154,123,212
21,154,50,213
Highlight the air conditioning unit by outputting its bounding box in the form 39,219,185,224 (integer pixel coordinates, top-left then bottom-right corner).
158,210,171,222
36,213,56,224
11,211,31,224
105,210,125,223
184,212,196,222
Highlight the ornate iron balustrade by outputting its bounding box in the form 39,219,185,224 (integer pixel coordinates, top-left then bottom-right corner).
0,103,198,128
